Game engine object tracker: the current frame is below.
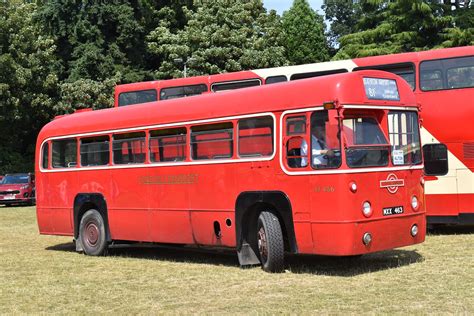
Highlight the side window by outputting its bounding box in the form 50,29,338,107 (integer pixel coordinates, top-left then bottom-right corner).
191,123,233,160
149,128,187,163
420,69,443,91
266,76,287,84
52,139,77,168
41,142,49,169
113,132,146,165
284,115,306,169
118,89,157,107
211,79,261,92
309,111,342,169
238,116,274,157
80,136,110,166
290,69,348,81
420,56,474,91
160,84,208,100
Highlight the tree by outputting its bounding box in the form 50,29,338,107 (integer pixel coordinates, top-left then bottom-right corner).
282,0,329,64
322,0,360,55
335,0,473,59
0,0,59,173
147,0,288,78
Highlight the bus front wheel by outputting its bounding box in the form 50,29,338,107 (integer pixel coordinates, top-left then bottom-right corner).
257,211,284,273
79,209,107,256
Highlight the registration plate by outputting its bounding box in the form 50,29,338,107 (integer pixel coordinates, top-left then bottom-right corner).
383,206,404,216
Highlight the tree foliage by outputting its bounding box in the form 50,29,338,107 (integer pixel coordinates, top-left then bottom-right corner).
282,0,329,64
322,0,359,55
335,0,473,59
0,0,59,173
147,0,288,78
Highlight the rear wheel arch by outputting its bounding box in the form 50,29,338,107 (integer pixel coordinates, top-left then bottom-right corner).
73,193,110,242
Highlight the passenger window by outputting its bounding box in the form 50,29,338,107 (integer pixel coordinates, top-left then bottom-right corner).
52,139,77,168
118,89,157,107
113,132,146,165
42,142,49,169
266,76,287,84
211,79,261,92
80,136,110,166
238,116,274,157
354,63,415,90
149,128,187,162
290,69,347,81
421,56,474,91
160,84,208,100
191,123,233,160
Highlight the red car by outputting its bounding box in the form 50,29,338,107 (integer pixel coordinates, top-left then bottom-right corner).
0,173,35,206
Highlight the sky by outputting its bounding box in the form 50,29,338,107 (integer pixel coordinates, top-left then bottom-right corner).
263,0,324,15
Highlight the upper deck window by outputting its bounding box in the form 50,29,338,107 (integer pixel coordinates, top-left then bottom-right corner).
113,132,146,165
343,117,389,168
388,111,422,166
211,79,261,92
80,136,110,166
52,139,77,168
290,69,347,81
191,123,233,160
238,116,274,158
118,89,157,107
354,63,415,90
160,84,208,100
420,56,474,91
265,76,287,84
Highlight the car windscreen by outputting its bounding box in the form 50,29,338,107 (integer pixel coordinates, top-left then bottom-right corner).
1,175,29,184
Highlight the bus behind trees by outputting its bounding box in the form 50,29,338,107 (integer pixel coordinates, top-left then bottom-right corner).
114,46,473,226
36,71,445,272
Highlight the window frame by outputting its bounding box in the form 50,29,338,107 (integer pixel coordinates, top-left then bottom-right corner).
419,55,474,92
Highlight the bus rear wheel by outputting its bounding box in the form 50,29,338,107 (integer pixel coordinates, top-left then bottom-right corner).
257,211,284,273
79,209,107,256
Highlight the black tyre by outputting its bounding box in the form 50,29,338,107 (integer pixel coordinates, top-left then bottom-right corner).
257,211,284,273
79,209,107,256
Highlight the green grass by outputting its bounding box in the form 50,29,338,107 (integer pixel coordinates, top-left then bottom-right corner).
1,206,473,314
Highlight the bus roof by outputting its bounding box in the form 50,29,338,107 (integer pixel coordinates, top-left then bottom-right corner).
40,70,416,140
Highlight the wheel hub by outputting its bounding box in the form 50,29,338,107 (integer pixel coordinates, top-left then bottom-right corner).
85,222,99,246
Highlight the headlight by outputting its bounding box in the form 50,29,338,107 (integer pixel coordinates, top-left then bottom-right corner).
21,185,29,190
411,196,419,210
411,224,419,237
362,201,372,217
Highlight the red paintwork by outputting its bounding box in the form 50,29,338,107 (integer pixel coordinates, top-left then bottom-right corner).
36,71,425,256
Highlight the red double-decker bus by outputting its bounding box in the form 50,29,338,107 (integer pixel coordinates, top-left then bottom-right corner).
37,70,444,272
114,46,473,226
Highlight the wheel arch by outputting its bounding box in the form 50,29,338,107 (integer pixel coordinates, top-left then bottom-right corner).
73,193,111,242
235,191,297,265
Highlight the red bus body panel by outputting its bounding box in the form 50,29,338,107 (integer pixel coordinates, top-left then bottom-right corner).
37,71,425,256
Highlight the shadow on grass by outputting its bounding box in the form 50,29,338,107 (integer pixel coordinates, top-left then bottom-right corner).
286,249,423,276
428,225,474,236
47,242,423,276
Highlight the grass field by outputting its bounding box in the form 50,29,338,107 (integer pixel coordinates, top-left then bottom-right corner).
1,206,473,314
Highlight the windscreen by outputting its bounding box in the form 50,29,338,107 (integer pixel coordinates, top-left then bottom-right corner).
343,117,390,168
1,175,29,184
388,111,422,165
